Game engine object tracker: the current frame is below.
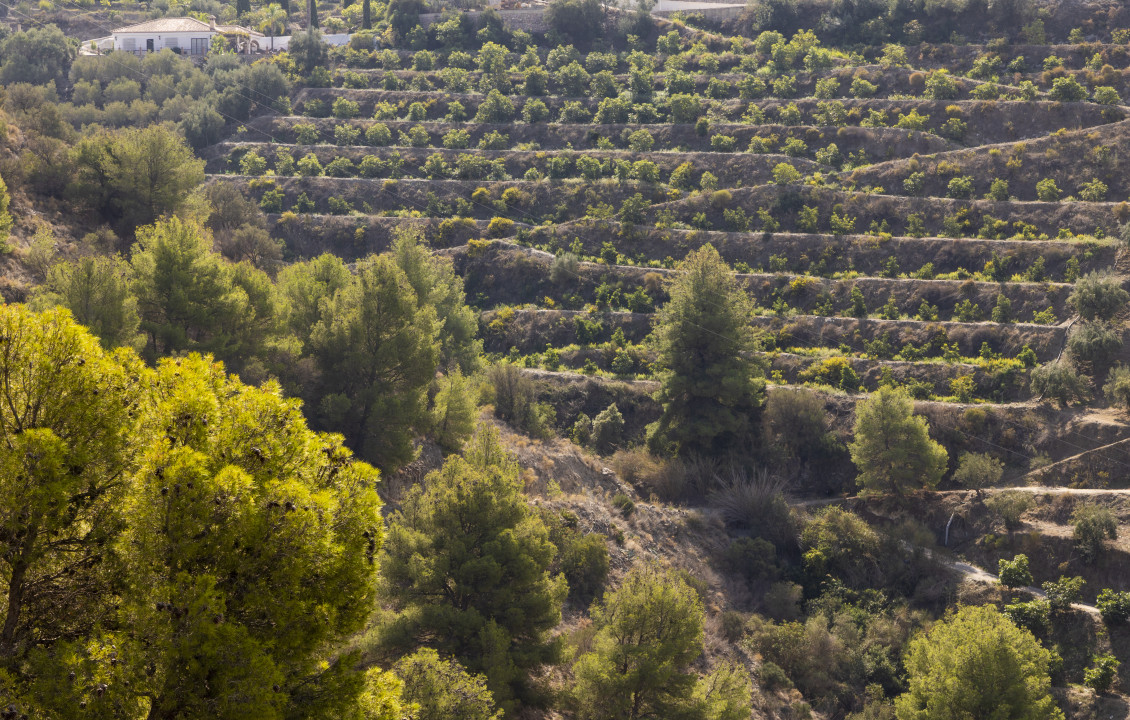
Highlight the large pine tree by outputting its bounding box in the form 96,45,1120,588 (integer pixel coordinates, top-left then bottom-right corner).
649,244,764,455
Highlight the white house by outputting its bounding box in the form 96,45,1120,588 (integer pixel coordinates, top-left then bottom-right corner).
110,16,263,55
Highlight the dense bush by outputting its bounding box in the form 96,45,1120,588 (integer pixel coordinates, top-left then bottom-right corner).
1097,588,1130,624
1067,321,1121,366
1029,360,1091,406
1072,503,1117,563
1069,272,1129,321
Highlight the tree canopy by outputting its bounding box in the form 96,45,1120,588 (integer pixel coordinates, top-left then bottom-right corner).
306,254,440,470
649,244,764,456
0,306,385,719
895,605,1063,720
71,125,205,234
573,562,751,720
378,426,566,712
849,387,947,495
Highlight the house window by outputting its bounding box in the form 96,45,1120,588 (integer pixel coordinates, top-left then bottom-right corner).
190,37,208,54
122,37,136,51
166,37,179,50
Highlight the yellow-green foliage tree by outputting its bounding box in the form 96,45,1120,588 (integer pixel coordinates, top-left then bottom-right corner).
895,605,1063,720
0,305,385,719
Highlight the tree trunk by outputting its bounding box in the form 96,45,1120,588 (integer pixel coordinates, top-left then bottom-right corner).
0,528,38,658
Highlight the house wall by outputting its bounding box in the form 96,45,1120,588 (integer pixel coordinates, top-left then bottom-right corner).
112,30,215,54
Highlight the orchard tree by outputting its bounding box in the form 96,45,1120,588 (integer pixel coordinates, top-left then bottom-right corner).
378,426,566,712
849,386,947,495
895,605,1063,720
952,451,1003,496
998,554,1033,590
307,254,440,470
649,245,764,455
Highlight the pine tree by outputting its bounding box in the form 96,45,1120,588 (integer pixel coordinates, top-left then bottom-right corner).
391,227,482,372
573,563,752,720
0,305,139,662
362,0,371,29
307,254,439,470
895,605,1063,720
649,245,764,455
848,386,948,495
379,426,566,713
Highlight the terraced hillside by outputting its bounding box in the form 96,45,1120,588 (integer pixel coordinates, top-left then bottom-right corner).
204,27,1130,440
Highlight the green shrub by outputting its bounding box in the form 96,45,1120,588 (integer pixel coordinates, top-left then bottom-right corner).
1067,321,1121,366
1084,655,1120,694
1097,589,1130,625
772,163,801,185
259,187,283,212
522,98,549,123
998,554,1032,589
1030,359,1091,405
611,492,635,518
591,403,625,452
1069,272,1129,321
850,76,878,97
1103,364,1130,410
324,156,356,177
947,176,974,199
986,178,1009,201
1078,178,1109,201
990,293,1012,323
1072,504,1117,563
365,123,392,146
1093,86,1122,105
711,134,737,152
923,70,958,99
986,490,1033,531
627,129,654,152
798,357,860,391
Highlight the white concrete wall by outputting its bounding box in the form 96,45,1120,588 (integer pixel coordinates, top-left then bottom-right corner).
113,30,215,54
